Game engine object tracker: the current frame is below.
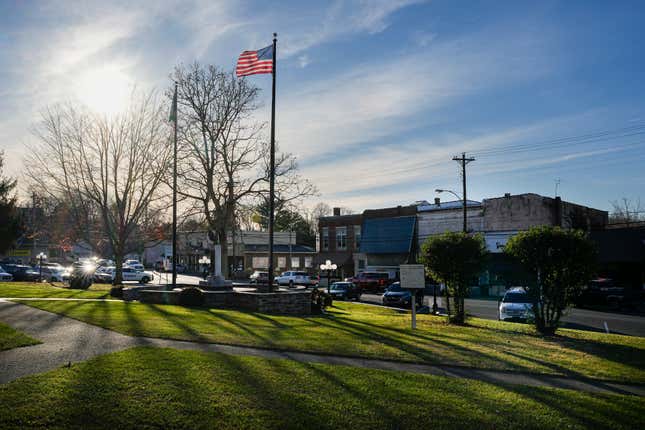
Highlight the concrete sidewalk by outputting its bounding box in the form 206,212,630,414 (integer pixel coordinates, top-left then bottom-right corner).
1,299,644,396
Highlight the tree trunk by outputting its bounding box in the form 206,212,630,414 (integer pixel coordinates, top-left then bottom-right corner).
113,248,124,285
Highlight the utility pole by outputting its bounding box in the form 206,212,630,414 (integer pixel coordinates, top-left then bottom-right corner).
452,152,475,233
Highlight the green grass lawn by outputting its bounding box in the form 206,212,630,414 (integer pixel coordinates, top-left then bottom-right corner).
0,281,112,299
0,347,642,430
15,298,645,383
0,321,40,351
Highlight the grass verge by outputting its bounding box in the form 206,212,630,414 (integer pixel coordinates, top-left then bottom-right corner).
0,322,40,351
15,299,645,383
1,347,643,429
0,281,112,299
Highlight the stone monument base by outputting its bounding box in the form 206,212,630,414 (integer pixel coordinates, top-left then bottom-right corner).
199,275,233,290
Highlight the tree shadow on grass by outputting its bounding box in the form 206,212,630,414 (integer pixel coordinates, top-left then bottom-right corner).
208,309,278,348
143,304,214,343
500,348,643,394
501,383,644,429
309,315,516,371
58,347,217,428
534,332,645,381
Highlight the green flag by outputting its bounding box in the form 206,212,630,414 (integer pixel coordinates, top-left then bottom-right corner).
169,85,177,122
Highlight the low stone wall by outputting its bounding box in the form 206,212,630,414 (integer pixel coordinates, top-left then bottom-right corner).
135,287,311,315
123,285,165,301
123,284,194,302
234,290,311,315
138,289,182,305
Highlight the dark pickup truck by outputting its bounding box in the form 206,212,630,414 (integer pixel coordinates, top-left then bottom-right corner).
351,272,391,292
575,278,626,309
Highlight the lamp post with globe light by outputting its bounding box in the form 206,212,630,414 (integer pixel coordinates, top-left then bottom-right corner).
37,252,47,282
319,260,337,294
199,255,211,280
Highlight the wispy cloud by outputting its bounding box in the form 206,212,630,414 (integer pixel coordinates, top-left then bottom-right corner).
280,0,426,57
278,26,554,163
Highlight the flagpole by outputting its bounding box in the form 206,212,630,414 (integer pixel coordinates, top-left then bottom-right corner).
268,33,277,291
172,81,178,288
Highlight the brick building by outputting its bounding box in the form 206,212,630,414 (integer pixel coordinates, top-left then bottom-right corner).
317,205,417,278
317,193,609,283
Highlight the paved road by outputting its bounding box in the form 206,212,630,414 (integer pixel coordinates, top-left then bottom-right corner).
1,300,643,395
361,293,645,337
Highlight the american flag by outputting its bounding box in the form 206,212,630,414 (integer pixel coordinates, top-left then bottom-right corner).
236,45,273,77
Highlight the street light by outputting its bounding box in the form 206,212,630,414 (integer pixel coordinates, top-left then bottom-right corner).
435,188,467,233
319,259,337,294
198,255,211,280
37,252,47,282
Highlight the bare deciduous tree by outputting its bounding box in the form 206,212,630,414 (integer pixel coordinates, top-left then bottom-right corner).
610,197,644,225
25,93,172,285
172,63,315,277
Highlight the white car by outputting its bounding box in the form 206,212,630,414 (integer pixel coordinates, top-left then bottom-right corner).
274,271,311,287
124,263,145,271
498,287,535,322
125,259,143,269
103,267,154,283
38,267,69,282
0,265,13,281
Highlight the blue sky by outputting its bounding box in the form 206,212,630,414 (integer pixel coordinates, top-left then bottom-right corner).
1,0,644,212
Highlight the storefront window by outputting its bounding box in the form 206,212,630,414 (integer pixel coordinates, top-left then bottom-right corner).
336,226,347,250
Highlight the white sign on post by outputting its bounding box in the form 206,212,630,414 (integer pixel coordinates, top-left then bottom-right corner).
399,264,425,329
400,264,425,289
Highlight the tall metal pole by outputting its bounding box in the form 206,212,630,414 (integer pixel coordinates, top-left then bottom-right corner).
453,152,475,233
461,153,467,233
268,33,277,290
172,82,178,287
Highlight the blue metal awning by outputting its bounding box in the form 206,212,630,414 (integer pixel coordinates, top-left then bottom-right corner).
359,216,416,254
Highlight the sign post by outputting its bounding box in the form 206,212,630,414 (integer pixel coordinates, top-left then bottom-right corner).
399,264,425,329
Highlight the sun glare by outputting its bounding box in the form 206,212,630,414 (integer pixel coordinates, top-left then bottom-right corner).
76,65,132,116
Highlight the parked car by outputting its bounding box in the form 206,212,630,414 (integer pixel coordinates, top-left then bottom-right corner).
329,282,361,301
352,271,391,292
382,282,423,308
154,262,187,273
2,264,40,281
37,267,70,282
274,271,312,287
124,262,145,271
249,271,269,284
93,266,115,283
40,262,65,271
574,278,625,309
498,287,535,322
0,266,14,281
101,267,154,283
69,262,97,289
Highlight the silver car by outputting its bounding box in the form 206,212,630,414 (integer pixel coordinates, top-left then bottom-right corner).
498,287,535,322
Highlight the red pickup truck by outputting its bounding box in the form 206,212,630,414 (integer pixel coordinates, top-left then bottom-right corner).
351,272,391,292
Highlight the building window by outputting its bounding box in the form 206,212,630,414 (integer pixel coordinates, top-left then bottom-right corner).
358,259,365,269
322,227,329,250
304,256,312,268
291,257,300,268
354,225,361,249
336,226,347,250
278,256,286,268
252,256,268,268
